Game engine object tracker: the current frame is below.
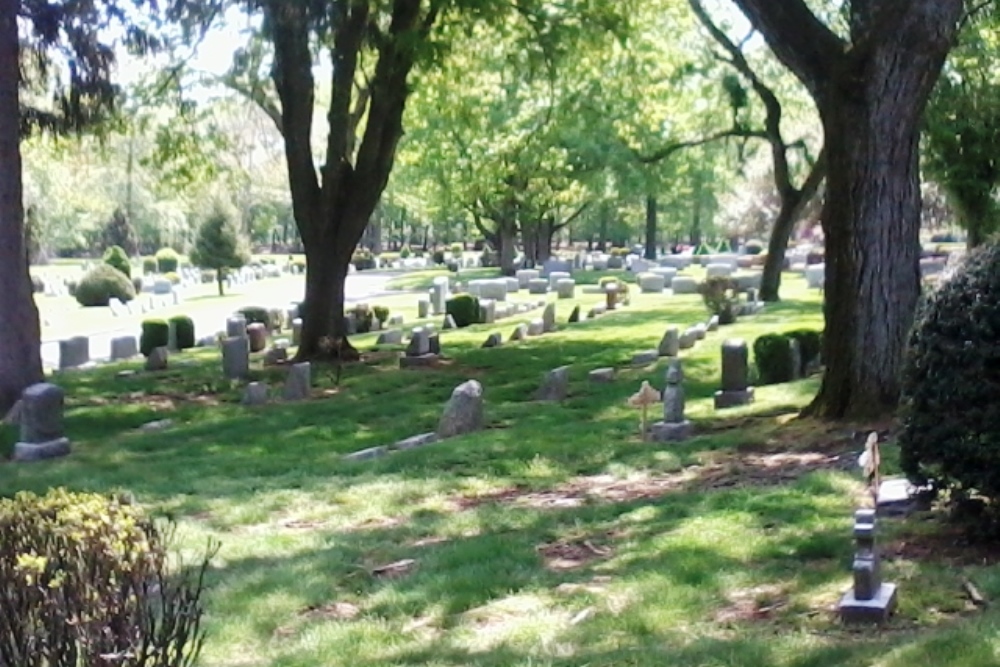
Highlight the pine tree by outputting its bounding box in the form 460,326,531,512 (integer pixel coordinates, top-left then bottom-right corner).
190,205,250,296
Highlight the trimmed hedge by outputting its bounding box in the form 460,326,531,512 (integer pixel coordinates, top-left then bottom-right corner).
168,315,195,350
446,293,480,328
142,257,157,275
140,319,169,357
785,329,822,375
753,334,795,385
102,245,131,278
155,248,179,274
75,265,136,307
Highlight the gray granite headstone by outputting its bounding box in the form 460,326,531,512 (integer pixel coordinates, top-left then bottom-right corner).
537,366,570,401
482,333,503,348
418,299,431,319
247,323,268,353
14,383,71,461
542,304,557,333
437,380,484,438
632,350,659,366
838,509,897,624
222,337,250,380
589,368,615,383
406,327,430,356
659,327,680,357
110,336,138,361
292,318,303,346
283,362,311,401
59,336,90,370
714,339,755,409
649,359,693,442
377,330,404,345
226,315,248,339
527,319,545,336
443,314,458,330
242,382,269,406
145,346,169,372
510,323,529,342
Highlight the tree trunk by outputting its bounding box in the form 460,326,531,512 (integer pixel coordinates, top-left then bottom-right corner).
644,195,657,260
804,80,930,418
0,0,43,412
498,220,517,276
217,273,225,296
597,206,609,252
296,223,357,361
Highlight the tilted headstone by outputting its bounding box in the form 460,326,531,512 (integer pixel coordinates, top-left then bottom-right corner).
649,359,693,442
536,366,570,401
282,362,311,401
706,315,720,332
377,329,404,346
838,509,897,623
589,368,615,383
222,337,250,380
418,299,431,319
145,346,169,372
568,305,581,323
714,339,755,409
437,380,484,438
482,332,503,348
556,279,576,299
510,323,529,342
14,383,71,461
242,382,269,406
443,314,458,330
110,336,138,361
692,323,707,341
542,303,557,333
59,336,90,370
226,315,248,339
659,327,680,357
527,319,545,336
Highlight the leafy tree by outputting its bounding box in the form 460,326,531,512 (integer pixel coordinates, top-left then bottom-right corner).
102,207,139,255
731,0,964,419
102,245,132,278
190,204,250,296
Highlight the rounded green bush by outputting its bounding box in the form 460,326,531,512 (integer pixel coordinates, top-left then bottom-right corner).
238,306,272,329
785,329,822,375
168,315,196,350
753,334,795,385
446,293,481,328
164,271,181,285
142,257,157,275
140,319,169,356
75,265,136,307
432,249,446,265
373,305,390,324
744,239,765,256
900,243,1000,507
102,245,131,278
155,247,180,274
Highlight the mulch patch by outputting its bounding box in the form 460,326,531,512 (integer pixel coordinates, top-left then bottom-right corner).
885,519,1000,568
537,535,615,571
714,584,789,624
82,391,223,411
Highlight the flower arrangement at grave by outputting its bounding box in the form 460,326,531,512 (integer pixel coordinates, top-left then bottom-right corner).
627,381,661,441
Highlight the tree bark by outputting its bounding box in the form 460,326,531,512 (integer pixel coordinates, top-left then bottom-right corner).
644,195,657,260
0,0,43,412
497,220,518,276
732,0,963,419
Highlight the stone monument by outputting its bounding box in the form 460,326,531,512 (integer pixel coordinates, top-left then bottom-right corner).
648,360,693,442
838,509,898,624
714,339,755,409
13,383,72,461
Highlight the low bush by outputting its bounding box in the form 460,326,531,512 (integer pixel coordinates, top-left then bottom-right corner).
140,319,169,356
155,247,180,273
164,271,181,285
379,252,400,263
0,489,211,667
432,249,446,265
102,245,131,278
753,334,796,385
699,276,740,324
75,265,136,307
168,315,196,350
450,243,463,256
400,246,412,259
373,305,390,324
142,257,157,275
744,239,765,256
446,293,481,328
785,329,822,374
352,249,375,271
238,306,271,329
609,247,629,257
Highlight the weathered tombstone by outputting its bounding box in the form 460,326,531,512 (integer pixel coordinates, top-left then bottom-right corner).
692,323,707,341
638,273,666,294
528,278,549,295
482,332,502,348
806,264,826,290
789,338,803,380
167,319,179,351
542,303,557,333
714,339,755,409
443,314,458,330
394,432,440,450
246,323,268,353
659,327,680,357
110,336,138,361
13,383,71,461
548,271,571,291
527,319,545,336
541,258,573,277
430,277,450,315
516,269,541,289
437,380,484,438
283,362,311,401
222,337,250,380
406,327,430,356
649,359,694,442
108,298,126,317
291,318,303,346
242,382,269,406
536,366,570,401
418,299,431,319
388,314,405,326
226,315,247,339
678,330,697,350
480,299,497,324
838,509,897,624
706,315,720,332
589,368,615,383
59,336,90,370
145,346,169,372
671,276,699,295
705,264,734,279
556,278,576,299
632,350,659,366
510,323,529,342
377,330,404,345
345,312,358,335
263,346,288,367
428,333,441,356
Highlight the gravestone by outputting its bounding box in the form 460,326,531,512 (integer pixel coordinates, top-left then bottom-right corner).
589,368,615,383
418,299,431,319
242,382,269,406
678,330,697,350
714,339,755,409
406,327,430,356
480,299,497,324
263,346,288,367
145,346,169,372
556,279,576,299
222,337,250,380
659,327,680,357
394,432,440,450
388,314,405,326
437,380,484,438
649,359,694,442
110,336,138,361
638,273,666,294
226,315,247,339
671,276,699,295
632,350,659,366
706,315,720,332
430,277,450,315
283,363,311,401
705,264,734,279
377,330,404,345
109,298,127,317
528,279,549,295
291,318,303,346
536,366,570,401
428,333,441,356
548,270,572,290
510,323,529,342
167,319,179,351
59,336,90,370
247,323,268,353
527,319,545,336
838,509,897,624
542,303,557,333
480,279,509,302
692,323,707,341
482,333,503,348
516,269,541,289
568,305,581,323
13,383,72,461
789,338,803,380
443,314,458,330
806,264,826,289
541,258,573,277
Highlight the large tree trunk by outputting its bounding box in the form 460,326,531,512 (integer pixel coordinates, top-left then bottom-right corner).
298,234,355,359
0,0,43,412
497,220,518,275
644,195,657,260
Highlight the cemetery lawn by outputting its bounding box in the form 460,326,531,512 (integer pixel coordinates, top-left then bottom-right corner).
4,275,1000,666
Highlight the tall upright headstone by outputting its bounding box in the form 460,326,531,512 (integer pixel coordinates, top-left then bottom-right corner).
430,277,450,316
283,363,312,401
838,509,898,623
226,315,248,339
13,383,72,461
714,339,755,409
222,337,250,380
659,327,680,357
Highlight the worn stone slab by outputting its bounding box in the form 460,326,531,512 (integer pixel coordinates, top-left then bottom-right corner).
482,333,503,348
839,583,897,625
678,331,697,350
343,446,389,462
399,353,441,369
542,304,557,332
714,388,755,409
648,421,693,442
527,319,545,336
706,315,720,332
19,383,65,444
226,315,247,338
283,363,311,401
510,323,529,342
59,336,90,370
632,350,660,366
110,336,139,361
242,382,269,406
14,437,72,462
377,330,404,346
393,432,440,451
222,337,250,380
528,278,549,295
589,368,615,383
638,273,666,293
659,328,680,357
437,380,484,438
876,478,929,517
671,276,699,295
556,279,576,299
537,366,570,401
145,346,169,372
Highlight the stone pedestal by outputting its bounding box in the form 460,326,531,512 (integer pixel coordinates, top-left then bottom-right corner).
838,509,897,624
648,421,693,442
714,388,756,409
715,339,754,409
839,584,898,624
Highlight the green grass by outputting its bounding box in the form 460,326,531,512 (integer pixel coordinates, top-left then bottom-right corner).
3,273,999,666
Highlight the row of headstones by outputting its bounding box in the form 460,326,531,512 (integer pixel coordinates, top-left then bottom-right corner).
344,379,484,461
239,362,312,404
108,290,183,318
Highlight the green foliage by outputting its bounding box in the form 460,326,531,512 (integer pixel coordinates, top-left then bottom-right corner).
164,271,181,285
102,208,138,255
753,334,795,385
189,206,250,290
142,257,157,274
400,246,412,259
446,293,481,328
169,315,196,350
352,249,376,270
0,489,211,667
785,329,822,375
156,248,180,274
432,249,446,265
450,243,463,256
373,305,390,324
350,304,375,333
238,306,271,329
140,320,170,357
900,242,1000,511
699,276,739,324
75,265,136,307
102,245,131,278
744,239,764,255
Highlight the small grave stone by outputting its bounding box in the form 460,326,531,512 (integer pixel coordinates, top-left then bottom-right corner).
377,330,404,346
394,432,440,450
706,315,720,332
247,323,268,353
13,383,71,461
692,323,707,341
510,323,529,342
345,312,358,336
406,328,430,356
428,334,441,356
283,362,311,401
242,382,269,406
838,509,897,624
145,346,169,372
705,264,734,279
167,319,179,351
291,318,303,346
714,339,755,409
59,336,90,370
480,299,497,324
556,278,576,299
482,333,503,348
589,368,615,383
418,299,431,319
109,298,126,317
876,478,928,517
806,264,826,290
542,303,556,333
588,304,607,319
263,346,288,367
678,330,697,350
528,278,549,295
639,273,666,294
222,337,250,380
536,366,570,401
649,359,694,442
632,350,660,366
389,314,405,326
659,327,680,357
430,277,450,315
343,446,389,462
110,336,138,361
517,269,541,289
789,338,803,380
527,319,545,336
443,314,458,330
437,380,484,438
548,271,572,291
541,258,572,277
226,315,247,339
671,276,699,295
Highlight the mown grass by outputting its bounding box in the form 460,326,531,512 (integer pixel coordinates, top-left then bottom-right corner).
3,273,999,667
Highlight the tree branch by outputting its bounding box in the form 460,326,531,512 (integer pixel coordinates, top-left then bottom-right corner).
635,127,766,164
